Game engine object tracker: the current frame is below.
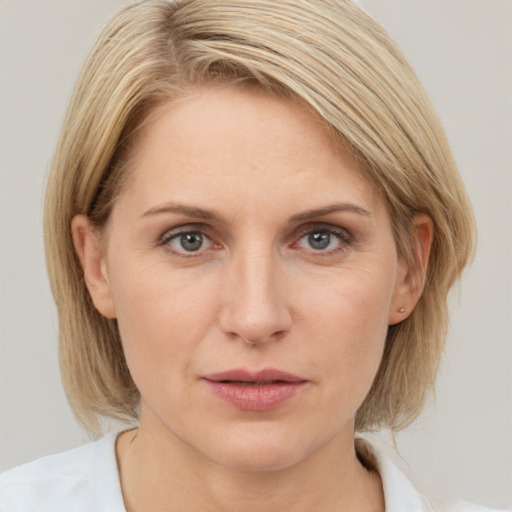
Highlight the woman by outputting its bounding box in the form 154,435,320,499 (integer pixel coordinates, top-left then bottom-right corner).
0,1,506,510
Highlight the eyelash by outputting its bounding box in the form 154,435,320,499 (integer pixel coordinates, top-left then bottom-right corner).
158,225,216,258
157,223,354,258
291,223,354,256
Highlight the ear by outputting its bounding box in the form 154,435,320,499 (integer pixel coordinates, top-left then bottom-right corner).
71,215,117,319
389,214,434,325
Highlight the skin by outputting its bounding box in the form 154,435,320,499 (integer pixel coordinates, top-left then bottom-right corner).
72,86,432,512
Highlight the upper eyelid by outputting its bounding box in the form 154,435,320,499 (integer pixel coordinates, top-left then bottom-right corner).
159,228,215,258
290,223,354,253
159,223,213,241
292,222,352,239
157,222,353,249
159,221,349,235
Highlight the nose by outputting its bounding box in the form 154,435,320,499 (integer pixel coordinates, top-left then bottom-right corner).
219,247,292,346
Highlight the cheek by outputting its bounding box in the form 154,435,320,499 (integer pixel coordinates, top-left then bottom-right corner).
107,260,220,385
302,260,395,337
300,264,395,395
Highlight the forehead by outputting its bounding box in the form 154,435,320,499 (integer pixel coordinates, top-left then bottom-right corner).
131,86,341,163
116,85,381,217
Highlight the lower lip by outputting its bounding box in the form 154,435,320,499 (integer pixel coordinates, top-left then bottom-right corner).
203,380,308,411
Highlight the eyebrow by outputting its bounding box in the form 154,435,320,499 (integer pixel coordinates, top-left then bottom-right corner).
288,203,372,223
142,202,224,222
141,201,371,223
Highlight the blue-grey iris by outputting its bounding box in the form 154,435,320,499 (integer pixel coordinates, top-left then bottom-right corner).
180,233,203,251
308,231,331,250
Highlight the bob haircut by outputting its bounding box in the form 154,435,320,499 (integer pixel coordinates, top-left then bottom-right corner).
44,0,476,435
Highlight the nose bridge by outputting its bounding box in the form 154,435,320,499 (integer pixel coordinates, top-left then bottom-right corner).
220,241,291,344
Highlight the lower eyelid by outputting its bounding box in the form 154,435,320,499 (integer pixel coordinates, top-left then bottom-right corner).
172,232,209,247
158,229,228,260
290,227,355,256
158,225,352,254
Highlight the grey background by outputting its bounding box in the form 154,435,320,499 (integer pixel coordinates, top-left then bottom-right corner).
0,0,510,508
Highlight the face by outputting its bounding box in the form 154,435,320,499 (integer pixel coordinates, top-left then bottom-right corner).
76,86,416,472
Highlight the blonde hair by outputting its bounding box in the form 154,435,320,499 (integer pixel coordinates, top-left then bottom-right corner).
44,0,476,435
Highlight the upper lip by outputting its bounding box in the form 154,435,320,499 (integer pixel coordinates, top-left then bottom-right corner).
203,368,307,383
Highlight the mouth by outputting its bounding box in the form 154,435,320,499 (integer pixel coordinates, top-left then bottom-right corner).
203,368,306,383
216,380,290,386
202,368,309,411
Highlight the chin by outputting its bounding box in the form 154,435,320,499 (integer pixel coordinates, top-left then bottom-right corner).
201,425,322,472
215,445,306,473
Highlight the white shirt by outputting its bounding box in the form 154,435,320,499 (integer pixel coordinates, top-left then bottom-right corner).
0,432,507,512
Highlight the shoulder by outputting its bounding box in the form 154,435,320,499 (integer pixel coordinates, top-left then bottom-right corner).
359,439,510,512
444,503,510,512
0,432,124,512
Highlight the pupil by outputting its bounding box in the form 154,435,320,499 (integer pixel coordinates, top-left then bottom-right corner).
308,231,330,250
180,233,203,251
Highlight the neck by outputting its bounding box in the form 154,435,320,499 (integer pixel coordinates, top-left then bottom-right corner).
116,417,384,512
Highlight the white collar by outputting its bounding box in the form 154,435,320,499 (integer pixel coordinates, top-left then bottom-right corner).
371,447,435,512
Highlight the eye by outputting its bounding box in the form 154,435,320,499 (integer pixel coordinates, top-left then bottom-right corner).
304,231,336,250
293,225,351,254
161,230,213,255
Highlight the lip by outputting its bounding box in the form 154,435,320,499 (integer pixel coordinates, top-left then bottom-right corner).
204,368,306,383
202,368,309,411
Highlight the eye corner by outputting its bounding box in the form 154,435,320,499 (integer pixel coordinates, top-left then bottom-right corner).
157,224,221,258
290,223,354,257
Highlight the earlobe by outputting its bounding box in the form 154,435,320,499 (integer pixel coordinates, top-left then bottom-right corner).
71,215,117,319
389,214,434,325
